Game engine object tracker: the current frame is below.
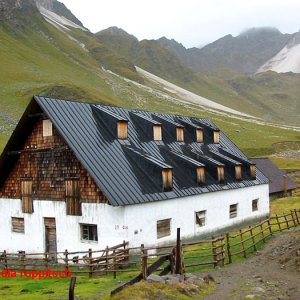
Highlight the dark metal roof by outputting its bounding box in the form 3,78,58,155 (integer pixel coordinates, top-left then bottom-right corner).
0,97,268,206
251,158,298,194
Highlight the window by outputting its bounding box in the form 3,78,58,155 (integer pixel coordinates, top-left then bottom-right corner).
43,119,53,137
252,199,258,211
11,217,25,233
195,210,206,227
65,179,81,216
229,204,238,219
157,218,171,239
153,124,162,141
162,169,173,192
81,224,98,241
21,179,33,213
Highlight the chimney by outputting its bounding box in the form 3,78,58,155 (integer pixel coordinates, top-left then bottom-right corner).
283,175,287,193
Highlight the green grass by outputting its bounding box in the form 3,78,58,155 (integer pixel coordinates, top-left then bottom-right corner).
269,157,300,170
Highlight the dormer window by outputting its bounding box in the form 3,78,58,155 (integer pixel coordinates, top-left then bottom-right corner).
43,119,53,137
197,167,205,185
153,124,162,141
117,120,128,140
235,165,242,180
214,130,220,144
250,164,256,179
176,127,184,142
162,169,173,192
196,128,203,143
217,166,225,183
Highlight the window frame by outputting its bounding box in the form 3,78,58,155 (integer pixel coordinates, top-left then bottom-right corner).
157,218,171,239
252,199,258,212
11,217,25,233
80,223,98,242
229,204,238,219
195,210,206,227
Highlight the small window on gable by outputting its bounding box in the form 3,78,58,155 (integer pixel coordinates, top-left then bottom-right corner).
252,199,258,211
21,179,33,214
157,218,171,239
80,224,98,241
12,217,25,233
43,119,53,137
65,179,81,216
195,210,206,227
230,204,238,219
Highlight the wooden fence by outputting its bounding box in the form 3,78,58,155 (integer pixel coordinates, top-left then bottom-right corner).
1,209,299,278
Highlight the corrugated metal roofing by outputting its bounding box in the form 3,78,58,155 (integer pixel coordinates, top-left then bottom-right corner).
12,96,268,206
251,158,298,194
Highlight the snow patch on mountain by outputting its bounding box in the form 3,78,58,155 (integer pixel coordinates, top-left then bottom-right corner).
258,34,300,73
39,6,87,32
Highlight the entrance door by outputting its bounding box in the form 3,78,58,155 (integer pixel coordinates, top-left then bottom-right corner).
44,218,57,261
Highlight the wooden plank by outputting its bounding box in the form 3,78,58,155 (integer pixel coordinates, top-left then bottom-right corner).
217,167,225,183
235,165,242,180
11,217,24,233
21,180,33,213
196,128,203,143
197,167,205,185
176,127,184,142
162,169,173,192
153,125,162,141
117,121,128,139
213,131,220,144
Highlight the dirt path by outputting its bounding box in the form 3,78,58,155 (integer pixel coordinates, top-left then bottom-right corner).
201,227,300,300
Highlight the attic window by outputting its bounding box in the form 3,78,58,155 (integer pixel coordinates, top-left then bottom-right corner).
235,165,242,180
196,128,203,143
117,120,128,139
21,179,33,214
250,164,256,179
43,119,53,137
214,130,220,144
153,124,162,141
162,169,173,192
11,217,25,233
196,167,205,185
176,127,184,142
217,166,225,183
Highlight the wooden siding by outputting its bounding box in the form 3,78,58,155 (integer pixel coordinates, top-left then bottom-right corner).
157,218,171,239
21,179,33,213
65,179,81,216
0,119,108,204
117,121,128,140
153,125,162,141
176,127,184,142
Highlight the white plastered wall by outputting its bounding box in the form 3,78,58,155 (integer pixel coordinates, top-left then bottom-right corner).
0,184,269,253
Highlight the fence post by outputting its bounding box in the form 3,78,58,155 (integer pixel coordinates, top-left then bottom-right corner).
220,236,225,267
88,248,93,278
260,224,266,243
291,210,297,227
249,225,257,252
239,229,247,258
3,250,8,269
113,250,117,279
294,209,300,224
45,252,49,269
20,251,26,270
226,233,232,264
283,214,289,229
175,228,183,275
276,214,282,232
170,247,176,273
141,244,147,280
64,249,69,271
69,277,76,300
267,217,273,236
211,236,217,268
105,246,109,275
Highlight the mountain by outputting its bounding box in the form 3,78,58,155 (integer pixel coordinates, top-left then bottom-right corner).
35,0,83,27
258,31,300,73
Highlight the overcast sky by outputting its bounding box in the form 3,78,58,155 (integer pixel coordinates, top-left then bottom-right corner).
60,0,300,48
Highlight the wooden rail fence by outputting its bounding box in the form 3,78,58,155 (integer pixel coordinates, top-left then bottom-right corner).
1,209,299,279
